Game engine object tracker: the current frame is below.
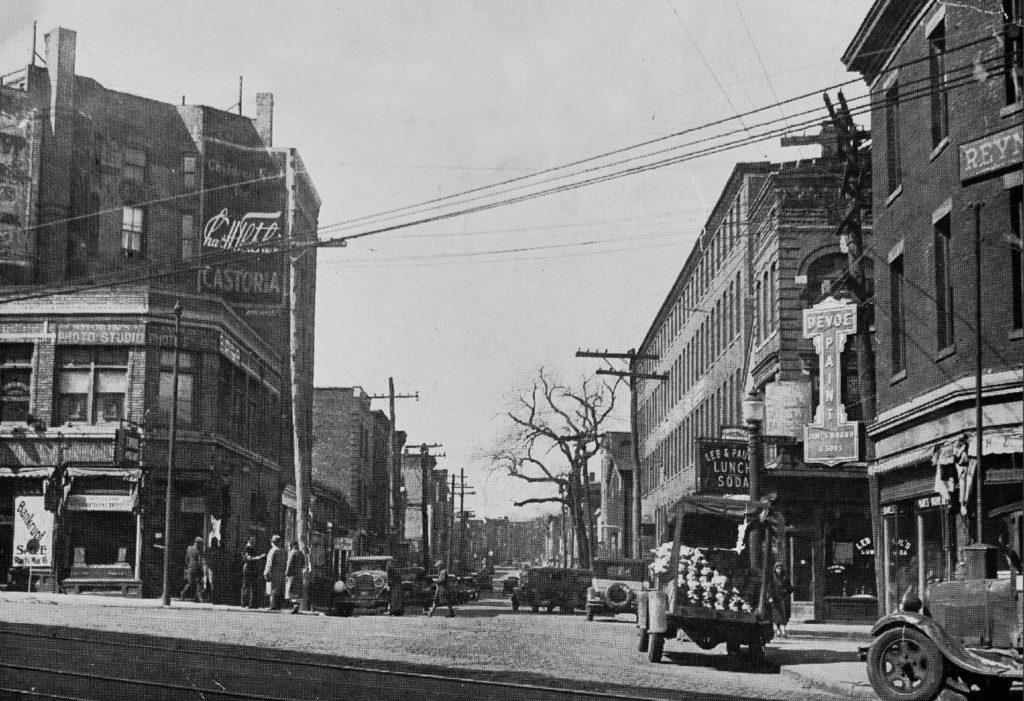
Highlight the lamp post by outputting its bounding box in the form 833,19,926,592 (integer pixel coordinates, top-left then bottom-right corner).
161,302,183,606
742,391,765,571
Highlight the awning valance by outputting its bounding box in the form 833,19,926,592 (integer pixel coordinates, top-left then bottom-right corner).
65,465,143,481
0,467,53,479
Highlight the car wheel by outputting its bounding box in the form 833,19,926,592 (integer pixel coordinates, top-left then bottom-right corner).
638,626,650,652
726,641,741,656
511,596,519,612
531,603,539,613
647,632,664,663
867,627,945,701
546,605,555,613
586,608,594,622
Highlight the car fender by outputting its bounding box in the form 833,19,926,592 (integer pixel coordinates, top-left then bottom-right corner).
637,590,649,630
647,590,668,634
872,613,1022,678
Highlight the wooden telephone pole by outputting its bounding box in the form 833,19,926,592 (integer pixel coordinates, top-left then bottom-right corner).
576,349,666,559
411,443,442,574
368,381,419,558
456,469,476,574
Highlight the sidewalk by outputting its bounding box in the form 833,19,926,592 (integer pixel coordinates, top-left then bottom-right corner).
0,590,879,699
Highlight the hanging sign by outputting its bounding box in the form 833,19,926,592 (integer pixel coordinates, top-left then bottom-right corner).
803,297,860,465
13,496,53,567
696,438,749,495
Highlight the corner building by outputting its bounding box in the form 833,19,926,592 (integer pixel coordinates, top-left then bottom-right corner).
0,28,320,599
844,0,1023,613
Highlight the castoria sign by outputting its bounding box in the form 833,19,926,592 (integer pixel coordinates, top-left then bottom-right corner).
803,297,860,466
199,141,287,307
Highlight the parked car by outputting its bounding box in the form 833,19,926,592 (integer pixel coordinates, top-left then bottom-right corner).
475,571,493,594
452,575,479,603
514,567,582,614
586,558,647,621
400,566,434,612
865,506,1023,701
333,555,393,614
502,575,520,596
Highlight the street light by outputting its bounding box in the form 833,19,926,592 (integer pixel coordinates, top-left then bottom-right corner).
742,391,765,570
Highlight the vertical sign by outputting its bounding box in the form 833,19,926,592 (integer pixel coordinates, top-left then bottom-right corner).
13,496,53,567
199,141,286,310
803,297,860,465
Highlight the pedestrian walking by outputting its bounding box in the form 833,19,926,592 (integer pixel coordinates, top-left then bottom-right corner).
285,540,308,614
180,536,205,603
240,536,266,609
769,561,794,638
387,563,404,616
427,561,455,618
264,534,287,610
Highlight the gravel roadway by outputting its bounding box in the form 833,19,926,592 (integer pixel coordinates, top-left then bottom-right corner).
0,591,859,700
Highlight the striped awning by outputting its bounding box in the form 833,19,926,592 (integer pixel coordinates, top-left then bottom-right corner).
0,466,53,479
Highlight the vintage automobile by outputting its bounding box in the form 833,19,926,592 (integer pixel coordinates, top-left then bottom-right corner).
586,558,648,621
400,566,434,612
865,507,1024,701
514,567,581,614
333,555,393,613
475,571,494,595
503,574,520,597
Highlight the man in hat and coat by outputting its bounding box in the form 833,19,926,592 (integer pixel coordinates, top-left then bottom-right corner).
180,536,206,603
264,534,287,610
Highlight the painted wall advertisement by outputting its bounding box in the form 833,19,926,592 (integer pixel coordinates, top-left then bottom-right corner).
199,140,287,309
0,109,36,279
696,438,749,496
13,496,53,568
764,380,812,441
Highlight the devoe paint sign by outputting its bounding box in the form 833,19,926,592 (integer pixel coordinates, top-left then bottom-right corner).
13,496,53,567
696,439,749,495
803,297,860,465
199,141,287,309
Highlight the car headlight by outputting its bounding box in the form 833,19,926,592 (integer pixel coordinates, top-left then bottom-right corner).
373,575,386,589
345,577,355,588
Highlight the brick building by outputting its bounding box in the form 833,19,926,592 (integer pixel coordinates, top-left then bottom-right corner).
0,28,319,600
844,0,1023,613
634,150,879,621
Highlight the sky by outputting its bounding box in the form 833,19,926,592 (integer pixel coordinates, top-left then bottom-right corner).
1,0,875,519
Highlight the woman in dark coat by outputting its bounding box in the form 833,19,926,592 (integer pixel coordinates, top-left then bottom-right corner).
769,562,794,637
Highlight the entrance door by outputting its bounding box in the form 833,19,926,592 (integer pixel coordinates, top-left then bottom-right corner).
789,533,815,620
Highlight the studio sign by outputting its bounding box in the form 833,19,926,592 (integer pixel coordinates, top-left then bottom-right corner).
203,209,282,253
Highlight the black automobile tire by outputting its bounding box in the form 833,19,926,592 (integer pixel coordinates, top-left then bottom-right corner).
546,604,555,613
747,640,765,662
867,627,945,701
511,595,520,612
638,627,650,652
531,603,539,613
586,608,594,622
726,641,741,656
562,601,574,615
962,675,1012,699
648,632,664,663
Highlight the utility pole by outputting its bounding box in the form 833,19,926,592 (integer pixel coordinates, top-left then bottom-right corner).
368,381,419,558
576,349,666,559
411,443,442,574
289,250,311,555
161,302,183,607
456,469,476,574
447,474,456,571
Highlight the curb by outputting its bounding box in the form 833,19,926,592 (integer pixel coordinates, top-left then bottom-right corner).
780,664,876,699
783,630,872,644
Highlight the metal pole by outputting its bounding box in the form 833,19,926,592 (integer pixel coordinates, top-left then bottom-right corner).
387,378,396,555
161,302,183,606
420,445,431,573
628,351,642,560
973,202,984,544
746,404,762,571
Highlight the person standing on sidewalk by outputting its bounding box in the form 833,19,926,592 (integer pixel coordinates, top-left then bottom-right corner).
285,541,308,614
427,562,455,618
240,537,265,609
180,537,206,603
769,562,794,638
264,535,287,610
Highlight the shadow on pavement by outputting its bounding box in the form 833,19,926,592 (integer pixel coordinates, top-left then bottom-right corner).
662,645,860,675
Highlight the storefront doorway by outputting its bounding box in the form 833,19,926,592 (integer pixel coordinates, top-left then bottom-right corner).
789,533,814,621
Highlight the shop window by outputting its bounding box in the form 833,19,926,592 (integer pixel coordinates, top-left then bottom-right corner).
121,206,145,257
928,19,948,147
0,344,32,423
55,347,128,426
158,350,197,427
933,214,954,350
123,147,147,183
1011,187,1022,330
883,81,901,194
1005,0,1023,106
919,507,952,588
883,505,916,614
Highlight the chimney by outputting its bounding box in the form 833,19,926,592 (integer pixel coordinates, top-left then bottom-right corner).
255,92,274,146
44,27,76,133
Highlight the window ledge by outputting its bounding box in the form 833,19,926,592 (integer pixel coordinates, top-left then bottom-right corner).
1011,328,1023,341
890,369,907,386
929,137,949,162
1000,102,1023,119
886,185,903,207
934,344,956,362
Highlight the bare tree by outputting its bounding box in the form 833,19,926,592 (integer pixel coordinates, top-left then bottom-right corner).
489,367,623,569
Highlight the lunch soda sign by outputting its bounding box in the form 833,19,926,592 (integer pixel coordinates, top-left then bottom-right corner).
803,297,860,465
696,439,749,495
13,496,53,567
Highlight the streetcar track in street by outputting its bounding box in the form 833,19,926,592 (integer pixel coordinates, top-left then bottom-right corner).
0,626,783,701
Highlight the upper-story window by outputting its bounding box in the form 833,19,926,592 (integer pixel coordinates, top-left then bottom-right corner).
933,213,955,350
928,20,949,147
182,155,197,189
123,147,147,183
181,214,195,261
0,344,32,423
884,81,902,194
158,350,197,427
889,253,907,374
55,347,128,425
1005,0,1023,105
122,206,144,257
1010,186,1022,330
